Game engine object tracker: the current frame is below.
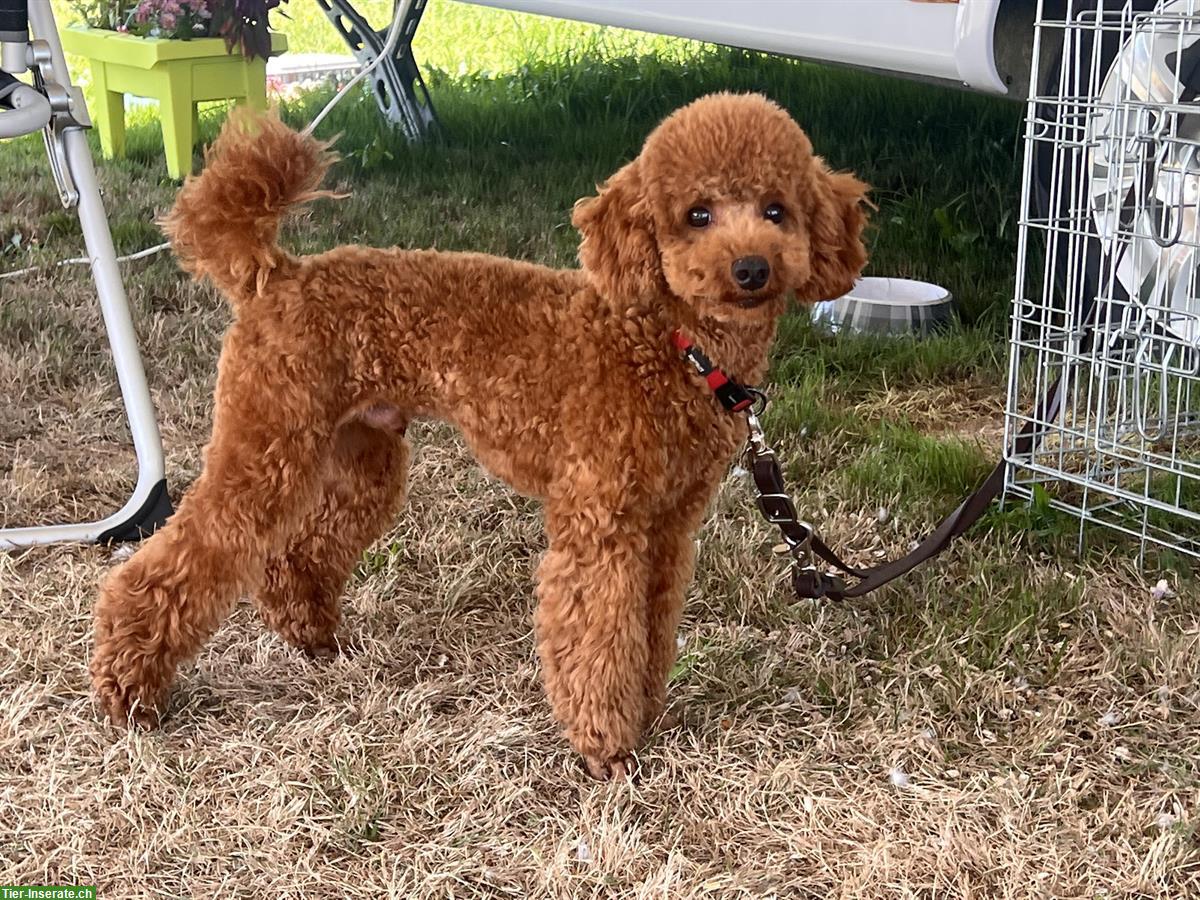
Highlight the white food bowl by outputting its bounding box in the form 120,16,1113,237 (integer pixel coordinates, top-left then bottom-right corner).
811,277,954,337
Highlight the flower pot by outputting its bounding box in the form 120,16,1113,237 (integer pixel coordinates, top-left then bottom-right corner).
61,24,287,179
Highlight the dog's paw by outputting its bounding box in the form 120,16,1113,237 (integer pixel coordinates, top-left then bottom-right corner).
255,581,343,658
90,657,168,728
90,556,180,728
301,637,341,660
90,616,172,728
584,752,636,782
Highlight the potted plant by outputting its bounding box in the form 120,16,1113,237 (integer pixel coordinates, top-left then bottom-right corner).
62,0,289,178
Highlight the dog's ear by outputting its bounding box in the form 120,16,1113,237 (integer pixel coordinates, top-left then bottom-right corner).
799,165,869,303
572,159,664,300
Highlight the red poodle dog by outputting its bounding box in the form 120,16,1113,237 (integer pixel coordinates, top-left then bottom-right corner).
91,92,867,778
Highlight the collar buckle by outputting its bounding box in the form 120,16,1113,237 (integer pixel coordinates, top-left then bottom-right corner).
672,329,762,414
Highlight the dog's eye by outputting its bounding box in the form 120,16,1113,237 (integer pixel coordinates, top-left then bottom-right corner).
764,203,786,224
687,207,712,228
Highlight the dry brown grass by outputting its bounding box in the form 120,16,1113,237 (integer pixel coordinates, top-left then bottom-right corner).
4,138,1200,899
855,383,1006,443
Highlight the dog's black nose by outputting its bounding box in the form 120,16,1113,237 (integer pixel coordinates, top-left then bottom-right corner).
732,256,770,291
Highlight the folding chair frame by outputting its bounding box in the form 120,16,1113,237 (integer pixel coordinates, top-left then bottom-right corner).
1,0,171,550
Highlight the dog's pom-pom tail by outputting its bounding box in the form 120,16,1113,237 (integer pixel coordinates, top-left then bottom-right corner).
160,108,336,303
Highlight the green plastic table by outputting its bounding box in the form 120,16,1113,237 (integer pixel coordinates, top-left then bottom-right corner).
61,26,287,179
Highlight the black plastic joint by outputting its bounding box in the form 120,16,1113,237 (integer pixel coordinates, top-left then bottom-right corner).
97,478,174,544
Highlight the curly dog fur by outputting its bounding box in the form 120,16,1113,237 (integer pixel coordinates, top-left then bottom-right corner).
90,93,867,778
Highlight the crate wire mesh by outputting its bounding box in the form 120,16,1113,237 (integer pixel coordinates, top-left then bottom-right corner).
1006,0,1200,558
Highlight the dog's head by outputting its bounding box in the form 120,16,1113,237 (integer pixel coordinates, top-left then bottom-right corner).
573,93,868,322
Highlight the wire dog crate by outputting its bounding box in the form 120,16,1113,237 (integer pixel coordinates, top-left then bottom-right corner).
1006,0,1200,559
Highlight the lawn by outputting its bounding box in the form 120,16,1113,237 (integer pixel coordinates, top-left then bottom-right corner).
2,1,1199,897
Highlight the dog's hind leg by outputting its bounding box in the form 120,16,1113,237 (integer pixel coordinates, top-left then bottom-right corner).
90,352,338,726
255,419,410,655
534,502,651,780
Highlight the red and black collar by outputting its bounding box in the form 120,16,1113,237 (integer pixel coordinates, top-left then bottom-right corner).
671,330,757,413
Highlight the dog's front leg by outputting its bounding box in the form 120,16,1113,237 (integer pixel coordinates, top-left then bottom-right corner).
642,520,702,733
91,355,337,726
534,503,651,780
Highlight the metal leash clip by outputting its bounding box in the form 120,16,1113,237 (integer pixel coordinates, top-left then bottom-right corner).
740,391,847,601
742,388,770,458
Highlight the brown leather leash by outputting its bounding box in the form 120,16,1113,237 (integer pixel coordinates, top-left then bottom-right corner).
673,329,1068,601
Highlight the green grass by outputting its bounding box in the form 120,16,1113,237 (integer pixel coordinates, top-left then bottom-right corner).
839,423,992,511
279,0,690,73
